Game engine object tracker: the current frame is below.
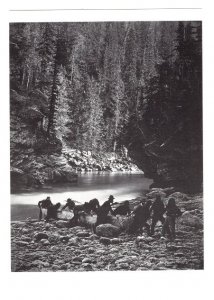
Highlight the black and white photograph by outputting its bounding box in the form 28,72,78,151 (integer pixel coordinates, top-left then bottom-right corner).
10,20,203,272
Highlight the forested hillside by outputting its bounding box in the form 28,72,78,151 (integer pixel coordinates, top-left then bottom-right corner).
10,21,202,192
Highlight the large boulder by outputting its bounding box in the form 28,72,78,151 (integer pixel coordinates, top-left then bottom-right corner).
179,211,203,229
169,192,189,201
107,215,134,232
55,220,69,228
146,190,166,199
96,224,120,237
150,187,175,196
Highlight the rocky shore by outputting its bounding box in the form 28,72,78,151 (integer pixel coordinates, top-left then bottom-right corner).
11,191,203,272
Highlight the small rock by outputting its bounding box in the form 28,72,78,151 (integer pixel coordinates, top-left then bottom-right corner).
88,248,95,254
52,265,60,271
82,263,93,270
89,234,99,240
41,239,50,245
73,256,82,262
55,220,68,228
34,232,49,241
59,264,68,270
109,247,119,252
111,238,121,244
82,258,94,264
174,252,184,257
100,237,111,245
155,261,165,268
68,237,79,246
76,232,90,238
59,236,70,243
21,236,31,242
136,236,145,243
16,241,29,246
116,263,129,269
115,258,129,264
31,260,50,267
96,250,106,255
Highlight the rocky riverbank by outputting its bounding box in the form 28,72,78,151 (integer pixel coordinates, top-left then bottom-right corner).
11,190,203,272
11,148,140,192
10,90,140,191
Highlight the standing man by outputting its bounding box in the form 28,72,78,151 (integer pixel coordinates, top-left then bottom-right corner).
150,195,165,235
129,200,152,235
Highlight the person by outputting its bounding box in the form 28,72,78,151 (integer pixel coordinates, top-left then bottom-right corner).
150,195,165,235
38,196,53,220
95,195,114,228
61,198,75,211
113,200,131,216
88,198,100,214
66,202,88,227
46,202,61,221
162,198,182,240
129,200,152,235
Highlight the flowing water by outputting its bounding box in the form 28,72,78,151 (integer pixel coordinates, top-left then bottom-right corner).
11,172,153,220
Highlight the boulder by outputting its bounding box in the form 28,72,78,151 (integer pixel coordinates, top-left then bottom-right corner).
179,211,203,229
55,220,69,228
99,237,111,245
96,224,120,238
169,192,189,201
146,190,166,199
106,215,134,232
34,232,48,241
150,187,175,196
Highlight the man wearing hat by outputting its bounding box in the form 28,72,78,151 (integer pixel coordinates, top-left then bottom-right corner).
61,198,75,211
95,195,115,227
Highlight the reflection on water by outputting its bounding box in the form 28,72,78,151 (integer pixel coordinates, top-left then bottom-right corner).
11,172,153,206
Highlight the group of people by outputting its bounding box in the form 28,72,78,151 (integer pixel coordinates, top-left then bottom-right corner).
129,195,182,240
38,194,182,240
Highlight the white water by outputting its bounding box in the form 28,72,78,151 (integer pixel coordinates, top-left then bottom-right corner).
11,172,153,206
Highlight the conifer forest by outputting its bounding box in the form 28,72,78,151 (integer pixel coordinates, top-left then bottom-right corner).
10,21,202,193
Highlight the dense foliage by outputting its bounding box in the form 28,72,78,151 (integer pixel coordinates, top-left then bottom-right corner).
10,21,202,192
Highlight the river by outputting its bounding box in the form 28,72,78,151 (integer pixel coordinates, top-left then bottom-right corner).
11,172,153,221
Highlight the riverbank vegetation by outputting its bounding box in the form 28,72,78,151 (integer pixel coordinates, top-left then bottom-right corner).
10,21,202,192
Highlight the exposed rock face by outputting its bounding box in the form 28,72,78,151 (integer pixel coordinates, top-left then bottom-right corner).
10,90,78,191
127,141,202,194
10,90,140,191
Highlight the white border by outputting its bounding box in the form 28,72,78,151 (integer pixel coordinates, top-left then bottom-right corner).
1,1,214,300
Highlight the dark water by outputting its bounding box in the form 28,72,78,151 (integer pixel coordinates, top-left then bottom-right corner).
11,172,153,220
